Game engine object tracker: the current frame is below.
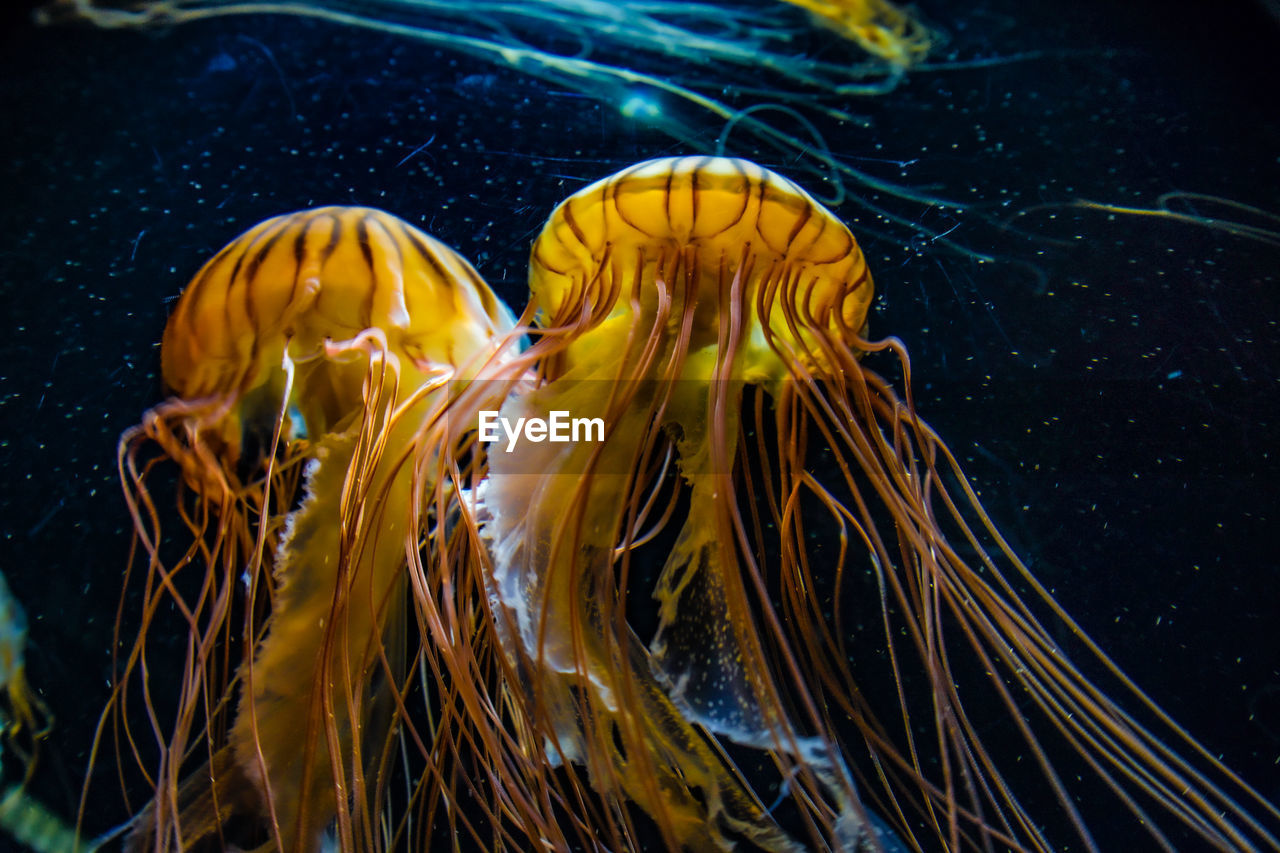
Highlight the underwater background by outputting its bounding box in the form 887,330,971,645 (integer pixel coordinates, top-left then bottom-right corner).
1,0,1277,848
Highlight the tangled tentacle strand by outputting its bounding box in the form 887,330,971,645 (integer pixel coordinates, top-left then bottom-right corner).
37,0,954,214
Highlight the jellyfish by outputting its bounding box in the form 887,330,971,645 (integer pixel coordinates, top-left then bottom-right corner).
98,206,518,851
778,0,933,68
36,0,961,213
470,156,1280,851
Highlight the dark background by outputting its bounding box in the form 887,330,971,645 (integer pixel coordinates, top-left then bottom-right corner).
1,0,1277,848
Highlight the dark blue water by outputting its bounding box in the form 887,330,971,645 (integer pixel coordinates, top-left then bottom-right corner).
1,0,1276,849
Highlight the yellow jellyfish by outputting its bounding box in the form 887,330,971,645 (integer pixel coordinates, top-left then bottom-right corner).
471,156,1280,851
472,156,876,851
99,206,517,852
779,0,933,68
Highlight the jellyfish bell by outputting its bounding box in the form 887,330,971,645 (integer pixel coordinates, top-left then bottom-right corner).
529,156,873,384
106,206,518,852
476,156,1280,852
152,206,511,488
